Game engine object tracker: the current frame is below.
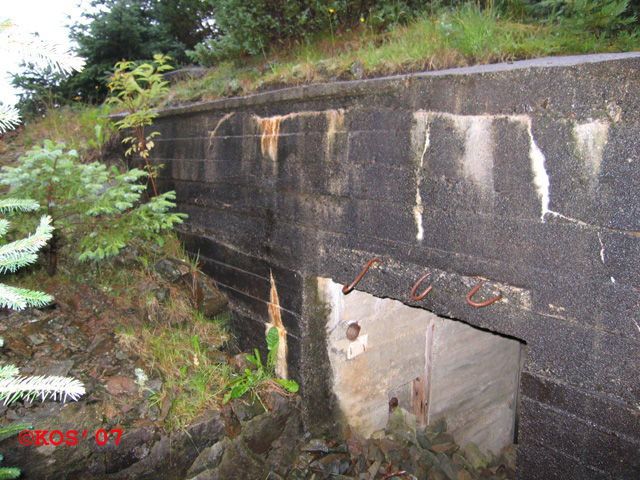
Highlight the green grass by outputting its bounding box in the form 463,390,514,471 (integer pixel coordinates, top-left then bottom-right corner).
164,4,640,107
116,310,231,431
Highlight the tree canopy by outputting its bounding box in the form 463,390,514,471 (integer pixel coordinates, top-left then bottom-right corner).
67,0,213,102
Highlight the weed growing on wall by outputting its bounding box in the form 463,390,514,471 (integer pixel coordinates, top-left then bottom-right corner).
223,326,299,406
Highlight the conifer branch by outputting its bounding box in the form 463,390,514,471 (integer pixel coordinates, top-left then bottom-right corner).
0,215,53,274
0,375,85,405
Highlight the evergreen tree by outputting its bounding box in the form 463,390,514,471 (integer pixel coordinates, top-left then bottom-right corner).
11,63,69,119
155,0,216,50
0,24,86,478
67,0,213,101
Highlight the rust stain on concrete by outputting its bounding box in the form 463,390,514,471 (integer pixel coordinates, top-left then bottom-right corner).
267,271,288,379
254,110,345,162
208,112,235,151
258,116,283,162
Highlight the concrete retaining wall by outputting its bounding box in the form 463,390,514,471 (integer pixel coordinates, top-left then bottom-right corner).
151,53,640,479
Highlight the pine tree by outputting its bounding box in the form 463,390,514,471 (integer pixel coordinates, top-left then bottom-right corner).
0,199,86,479
0,22,86,479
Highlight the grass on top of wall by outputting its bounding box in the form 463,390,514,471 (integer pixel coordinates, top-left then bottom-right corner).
164,3,640,107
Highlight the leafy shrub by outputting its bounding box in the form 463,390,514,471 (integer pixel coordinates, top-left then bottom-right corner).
189,0,428,65
107,54,172,197
533,0,636,37
0,140,186,273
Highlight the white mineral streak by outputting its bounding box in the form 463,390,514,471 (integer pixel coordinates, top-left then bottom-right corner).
525,119,551,222
207,112,235,154
452,115,494,190
573,120,609,181
411,111,429,242
597,232,606,264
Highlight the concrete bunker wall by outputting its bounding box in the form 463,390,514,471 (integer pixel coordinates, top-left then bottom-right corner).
152,53,640,479
320,277,523,455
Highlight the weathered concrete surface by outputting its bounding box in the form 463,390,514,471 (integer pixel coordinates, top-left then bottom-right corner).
428,317,522,455
153,52,640,479
319,277,522,454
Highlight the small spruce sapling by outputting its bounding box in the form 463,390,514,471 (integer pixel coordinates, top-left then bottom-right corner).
0,140,186,272
0,19,85,478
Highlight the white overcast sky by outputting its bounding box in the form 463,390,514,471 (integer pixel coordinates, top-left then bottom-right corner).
1,0,91,105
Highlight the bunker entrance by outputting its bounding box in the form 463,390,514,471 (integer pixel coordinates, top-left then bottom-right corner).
320,278,525,454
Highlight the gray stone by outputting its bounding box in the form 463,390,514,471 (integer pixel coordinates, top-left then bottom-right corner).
190,272,228,317
303,438,330,453
351,60,364,80
27,333,46,345
154,257,190,283
265,410,304,474
189,437,265,480
436,452,459,480
243,410,287,454
164,67,209,84
0,403,105,479
232,398,264,421
463,442,487,470
426,467,447,480
41,359,74,376
105,428,156,473
386,407,417,443
310,453,351,475
186,438,228,478
172,410,227,459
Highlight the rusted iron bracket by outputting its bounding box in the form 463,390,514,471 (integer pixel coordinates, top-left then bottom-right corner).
342,258,381,294
466,282,502,308
410,272,433,301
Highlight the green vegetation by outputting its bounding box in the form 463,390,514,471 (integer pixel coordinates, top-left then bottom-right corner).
67,0,214,101
106,54,173,196
223,326,299,406
116,307,231,431
163,0,640,106
8,0,639,116
0,140,186,274
188,0,424,65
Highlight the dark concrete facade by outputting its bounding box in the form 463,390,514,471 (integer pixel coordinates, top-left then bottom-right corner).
151,53,640,479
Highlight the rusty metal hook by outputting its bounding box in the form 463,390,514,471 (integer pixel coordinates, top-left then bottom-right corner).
410,272,433,301
343,258,381,294
466,282,502,308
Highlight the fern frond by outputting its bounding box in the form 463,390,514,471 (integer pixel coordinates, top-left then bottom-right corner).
0,375,85,405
